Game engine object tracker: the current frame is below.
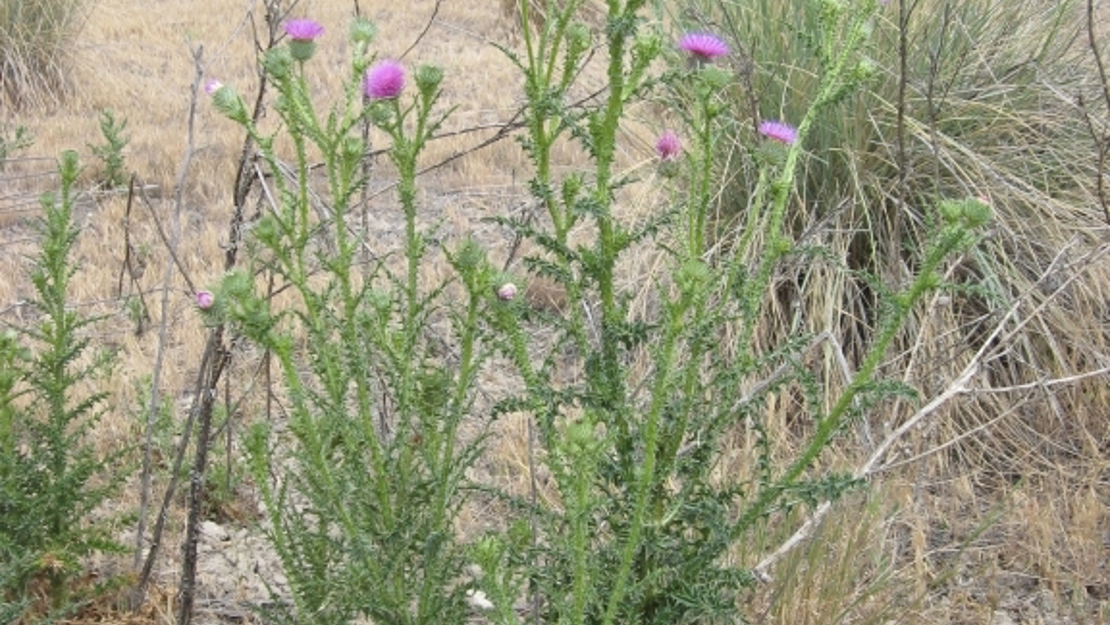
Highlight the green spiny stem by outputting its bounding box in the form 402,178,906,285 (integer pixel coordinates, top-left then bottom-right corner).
600,283,692,625
691,97,715,258
247,123,310,288
541,0,583,88
738,10,871,348
730,225,970,538
434,281,480,525
592,0,630,445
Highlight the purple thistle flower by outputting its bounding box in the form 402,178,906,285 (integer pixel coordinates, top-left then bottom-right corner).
204,79,223,96
364,60,405,100
758,120,798,145
285,19,324,41
678,33,730,61
195,290,215,310
655,130,682,161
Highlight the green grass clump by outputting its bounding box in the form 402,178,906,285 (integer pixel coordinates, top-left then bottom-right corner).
0,0,90,108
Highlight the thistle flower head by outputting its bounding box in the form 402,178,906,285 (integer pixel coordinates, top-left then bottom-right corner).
757,120,798,145
204,79,223,96
364,60,405,100
195,290,215,310
284,19,324,41
655,130,682,161
678,33,730,61
284,19,324,61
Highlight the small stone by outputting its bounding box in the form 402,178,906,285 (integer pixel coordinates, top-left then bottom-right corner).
200,520,230,541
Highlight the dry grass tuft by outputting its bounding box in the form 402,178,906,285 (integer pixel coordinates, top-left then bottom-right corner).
0,0,92,109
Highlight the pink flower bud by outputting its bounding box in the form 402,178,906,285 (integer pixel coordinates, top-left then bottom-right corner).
496,283,517,301
195,290,215,310
655,130,682,162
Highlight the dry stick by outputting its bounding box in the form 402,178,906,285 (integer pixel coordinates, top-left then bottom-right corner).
1084,0,1110,225
225,362,233,498
132,337,218,602
177,0,288,610
116,175,153,335
893,0,916,277
751,240,1110,582
879,365,1110,473
130,173,161,572
130,44,206,611
127,174,151,575
177,340,228,625
115,176,135,299
209,354,269,443
399,0,444,61
134,183,199,296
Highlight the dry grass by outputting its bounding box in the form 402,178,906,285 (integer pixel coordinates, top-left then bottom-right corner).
1,0,1109,623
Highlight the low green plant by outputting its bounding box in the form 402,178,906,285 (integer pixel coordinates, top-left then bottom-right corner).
0,124,33,169
203,405,252,523
88,109,130,189
204,1,990,624
0,151,126,619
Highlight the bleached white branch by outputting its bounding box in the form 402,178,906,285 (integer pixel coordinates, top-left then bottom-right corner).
752,239,1110,582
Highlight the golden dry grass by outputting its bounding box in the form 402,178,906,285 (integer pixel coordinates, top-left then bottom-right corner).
1,0,1109,624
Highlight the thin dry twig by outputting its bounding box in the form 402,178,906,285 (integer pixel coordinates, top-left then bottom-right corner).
1083,0,1110,224
131,42,206,611
132,0,281,600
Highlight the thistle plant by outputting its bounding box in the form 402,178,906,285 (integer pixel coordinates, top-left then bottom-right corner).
206,2,989,624
88,109,130,189
0,151,124,618
207,17,495,625
477,1,989,625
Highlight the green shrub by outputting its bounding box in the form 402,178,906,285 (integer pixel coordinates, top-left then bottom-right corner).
476,2,989,624
0,151,126,619
88,109,130,189
209,22,487,625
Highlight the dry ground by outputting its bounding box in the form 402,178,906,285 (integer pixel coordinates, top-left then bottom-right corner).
1,0,1109,624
